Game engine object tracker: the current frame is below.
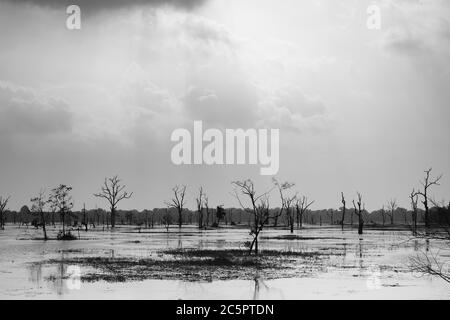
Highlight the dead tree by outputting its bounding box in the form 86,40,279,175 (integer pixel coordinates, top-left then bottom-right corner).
410,251,450,283
0,196,10,230
94,175,133,228
340,192,346,230
196,186,205,229
295,195,314,229
410,201,450,283
409,190,419,234
48,184,73,237
30,190,48,240
352,192,364,235
273,178,294,229
232,179,276,255
165,185,187,228
285,195,296,233
386,199,397,225
412,168,443,228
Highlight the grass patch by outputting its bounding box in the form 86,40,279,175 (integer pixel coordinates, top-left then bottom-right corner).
37,248,337,283
57,231,77,240
261,235,344,241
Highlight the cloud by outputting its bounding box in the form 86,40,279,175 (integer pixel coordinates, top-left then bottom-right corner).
257,86,329,134
0,82,73,136
382,28,428,55
1,0,208,13
381,0,450,57
183,68,260,128
182,15,236,47
269,86,326,118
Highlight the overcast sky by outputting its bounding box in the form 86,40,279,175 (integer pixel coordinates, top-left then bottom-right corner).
0,0,449,211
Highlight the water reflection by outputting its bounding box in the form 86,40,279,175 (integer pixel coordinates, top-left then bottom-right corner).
253,276,269,300
28,263,42,287
28,253,81,296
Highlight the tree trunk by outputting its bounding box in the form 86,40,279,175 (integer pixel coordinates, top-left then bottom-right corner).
424,198,429,228
198,210,203,229
111,207,116,228
62,211,65,235
341,207,346,230
41,211,47,240
358,218,363,235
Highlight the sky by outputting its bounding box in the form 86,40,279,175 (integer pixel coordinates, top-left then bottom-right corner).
0,0,449,211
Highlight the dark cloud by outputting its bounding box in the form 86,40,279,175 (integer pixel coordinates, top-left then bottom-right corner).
1,0,208,13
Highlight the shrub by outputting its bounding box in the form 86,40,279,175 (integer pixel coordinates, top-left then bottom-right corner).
57,230,77,240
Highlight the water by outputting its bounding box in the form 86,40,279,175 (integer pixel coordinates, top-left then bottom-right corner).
0,225,448,299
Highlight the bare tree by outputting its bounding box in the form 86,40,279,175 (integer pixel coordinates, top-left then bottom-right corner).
386,199,397,225
285,195,296,233
413,168,443,228
273,178,295,230
409,200,450,283
48,184,73,237
295,195,314,229
340,192,346,230
410,251,450,283
352,192,364,235
196,186,205,229
165,185,187,228
30,190,48,240
94,175,133,228
232,179,276,255
0,196,10,230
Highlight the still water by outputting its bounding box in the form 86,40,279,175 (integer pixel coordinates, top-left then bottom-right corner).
0,225,448,299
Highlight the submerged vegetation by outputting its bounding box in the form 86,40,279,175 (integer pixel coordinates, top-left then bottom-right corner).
36,248,340,283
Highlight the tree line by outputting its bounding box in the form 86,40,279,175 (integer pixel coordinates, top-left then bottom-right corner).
0,168,448,247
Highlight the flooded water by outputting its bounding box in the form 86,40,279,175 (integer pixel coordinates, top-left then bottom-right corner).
0,225,449,299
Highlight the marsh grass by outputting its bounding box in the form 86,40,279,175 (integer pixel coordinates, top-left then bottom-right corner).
39,248,338,282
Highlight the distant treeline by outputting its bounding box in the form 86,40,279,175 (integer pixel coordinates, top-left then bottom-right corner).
2,205,448,228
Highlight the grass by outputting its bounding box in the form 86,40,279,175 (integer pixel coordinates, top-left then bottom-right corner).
38,248,338,283
56,231,77,240
260,235,345,241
